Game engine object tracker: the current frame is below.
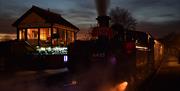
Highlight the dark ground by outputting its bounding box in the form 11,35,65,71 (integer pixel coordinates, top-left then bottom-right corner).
139,60,180,91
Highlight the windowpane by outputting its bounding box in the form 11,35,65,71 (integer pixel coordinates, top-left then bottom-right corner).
40,28,51,46
27,28,38,39
19,29,25,40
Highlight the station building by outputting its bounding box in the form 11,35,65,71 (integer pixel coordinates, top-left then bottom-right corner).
12,5,79,48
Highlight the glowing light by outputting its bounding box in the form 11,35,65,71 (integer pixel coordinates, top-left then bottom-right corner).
64,80,78,87
64,55,68,62
71,80,77,85
116,81,128,91
46,47,51,51
40,28,50,40
27,29,38,39
136,46,148,51
36,46,68,55
37,47,46,51
154,40,159,44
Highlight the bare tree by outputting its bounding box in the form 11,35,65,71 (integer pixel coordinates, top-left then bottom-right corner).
109,7,137,31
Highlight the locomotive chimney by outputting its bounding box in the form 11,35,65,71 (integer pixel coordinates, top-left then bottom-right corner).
95,0,110,27
96,15,110,27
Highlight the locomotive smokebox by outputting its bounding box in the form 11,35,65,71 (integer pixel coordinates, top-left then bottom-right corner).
96,16,110,27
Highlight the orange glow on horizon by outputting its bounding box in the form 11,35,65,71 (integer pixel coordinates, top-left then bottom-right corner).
0,33,16,41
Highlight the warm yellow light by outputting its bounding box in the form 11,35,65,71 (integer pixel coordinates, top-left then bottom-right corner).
110,81,128,91
19,29,25,40
116,81,128,91
19,31,22,39
40,28,49,40
136,46,148,51
154,40,160,44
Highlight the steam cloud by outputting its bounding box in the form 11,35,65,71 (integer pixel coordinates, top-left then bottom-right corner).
95,0,110,16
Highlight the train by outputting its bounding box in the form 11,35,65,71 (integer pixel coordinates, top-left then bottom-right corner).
66,17,156,91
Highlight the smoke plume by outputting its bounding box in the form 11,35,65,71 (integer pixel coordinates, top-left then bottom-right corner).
95,0,110,16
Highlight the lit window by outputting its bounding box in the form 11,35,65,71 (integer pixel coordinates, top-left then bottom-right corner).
27,29,38,39
19,29,25,40
40,28,51,41
72,32,74,42
53,28,57,34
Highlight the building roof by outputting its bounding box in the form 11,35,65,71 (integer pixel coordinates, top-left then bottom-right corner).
12,5,79,31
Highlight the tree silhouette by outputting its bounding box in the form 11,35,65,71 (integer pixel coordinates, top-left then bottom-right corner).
109,7,137,31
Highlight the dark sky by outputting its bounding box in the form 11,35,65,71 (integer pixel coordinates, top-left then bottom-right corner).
0,0,180,38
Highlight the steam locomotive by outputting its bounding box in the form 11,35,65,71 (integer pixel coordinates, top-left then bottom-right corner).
66,16,155,90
